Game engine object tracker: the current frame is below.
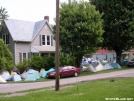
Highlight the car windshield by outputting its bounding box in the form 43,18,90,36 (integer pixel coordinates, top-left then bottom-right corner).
54,67,63,71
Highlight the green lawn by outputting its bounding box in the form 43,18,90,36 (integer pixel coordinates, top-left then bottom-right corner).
0,78,134,101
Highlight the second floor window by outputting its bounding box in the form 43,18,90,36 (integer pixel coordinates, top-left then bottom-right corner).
41,35,53,46
2,34,9,44
47,35,50,45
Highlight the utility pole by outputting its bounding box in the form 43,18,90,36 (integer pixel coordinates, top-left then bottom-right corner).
55,0,60,91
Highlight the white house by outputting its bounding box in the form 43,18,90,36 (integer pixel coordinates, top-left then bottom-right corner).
92,49,116,63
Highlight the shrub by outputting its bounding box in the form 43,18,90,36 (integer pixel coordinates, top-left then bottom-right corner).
0,39,14,71
67,55,75,66
44,56,55,70
59,54,75,66
60,54,68,66
30,55,45,71
16,59,31,73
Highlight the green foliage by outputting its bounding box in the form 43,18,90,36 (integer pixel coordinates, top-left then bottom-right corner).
43,56,55,70
60,54,75,66
0,6,9,27
30,55,45,71
16,54,76,72
53,0,103,66
16,55,55,71
16,59,31,73
0,39,14,70
67,55,75,66
90,0,134,64
30,55,55,71
59,54,68,66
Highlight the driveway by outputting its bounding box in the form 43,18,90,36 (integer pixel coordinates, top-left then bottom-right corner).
0,69,134,93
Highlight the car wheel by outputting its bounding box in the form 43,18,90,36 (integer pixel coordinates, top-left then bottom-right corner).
74,72,78,77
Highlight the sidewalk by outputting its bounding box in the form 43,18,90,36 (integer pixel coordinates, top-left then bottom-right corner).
0,69,134,93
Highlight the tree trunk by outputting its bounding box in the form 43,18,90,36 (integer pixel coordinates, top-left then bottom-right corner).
74,54,83,67
115,49,122,65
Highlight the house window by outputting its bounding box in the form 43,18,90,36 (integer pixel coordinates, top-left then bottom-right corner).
41,35,53,46
23,53,27,59
47,35,50,45
2,34,9,44
50,53,55,56
42,35,45,45
20,52,28,62
41,53,49,57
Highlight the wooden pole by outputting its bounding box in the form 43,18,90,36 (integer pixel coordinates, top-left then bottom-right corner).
55,0,60,91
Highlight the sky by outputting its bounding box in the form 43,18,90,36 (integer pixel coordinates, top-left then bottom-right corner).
0,0,89,25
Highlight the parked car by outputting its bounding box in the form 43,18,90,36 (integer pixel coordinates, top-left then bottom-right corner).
128,58,134,67
46,66,81,78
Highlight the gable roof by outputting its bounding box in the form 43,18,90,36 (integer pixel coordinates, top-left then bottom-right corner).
96,49,108,54
4,19,52,42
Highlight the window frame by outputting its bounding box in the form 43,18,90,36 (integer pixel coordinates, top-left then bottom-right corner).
41,35,52,46
21,52,28,62
2,34,9,44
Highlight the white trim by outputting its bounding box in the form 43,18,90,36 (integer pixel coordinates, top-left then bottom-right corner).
41,35,51,46
46,35,51,46
22,52,28,62
32,21,53,41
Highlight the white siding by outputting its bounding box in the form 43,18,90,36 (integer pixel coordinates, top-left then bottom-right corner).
92,51,116,63
15,42,31,64
32,23,56,46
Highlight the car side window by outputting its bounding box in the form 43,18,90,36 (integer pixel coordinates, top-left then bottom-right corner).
62,67,69,70
68,66,75,70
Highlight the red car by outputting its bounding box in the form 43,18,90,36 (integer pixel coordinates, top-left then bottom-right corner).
46,66,81,78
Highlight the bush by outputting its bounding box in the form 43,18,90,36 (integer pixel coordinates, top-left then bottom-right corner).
16,53,75,72
30,55,45,71
67,55,75,66
16,59,31,73
60,54,75,66
44,56,55,70
0,39,14,71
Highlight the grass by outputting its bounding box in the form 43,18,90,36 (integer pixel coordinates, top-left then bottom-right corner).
0,77,134,101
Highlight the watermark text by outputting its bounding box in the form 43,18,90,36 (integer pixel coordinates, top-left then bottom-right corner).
105,98,133,100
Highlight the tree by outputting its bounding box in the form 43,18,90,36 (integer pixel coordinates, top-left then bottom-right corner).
0,39,14,71
53,0,104,66
0,6,9,24
0,6,9,32
90,0,134,64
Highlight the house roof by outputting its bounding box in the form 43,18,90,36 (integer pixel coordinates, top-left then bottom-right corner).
4,19,51,42
95,49,108,54
31,46,55,53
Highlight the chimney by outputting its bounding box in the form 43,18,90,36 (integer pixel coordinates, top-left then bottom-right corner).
44,16,49,22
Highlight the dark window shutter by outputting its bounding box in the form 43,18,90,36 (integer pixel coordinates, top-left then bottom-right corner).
6,34,9,44
28,52,31,58
19,52,22,62
40,35,42,46
51,36,53,46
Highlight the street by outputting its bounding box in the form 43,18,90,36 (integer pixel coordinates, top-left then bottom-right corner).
0,69,134,93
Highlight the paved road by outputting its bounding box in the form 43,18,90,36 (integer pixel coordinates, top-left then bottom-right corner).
0,69,134,93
